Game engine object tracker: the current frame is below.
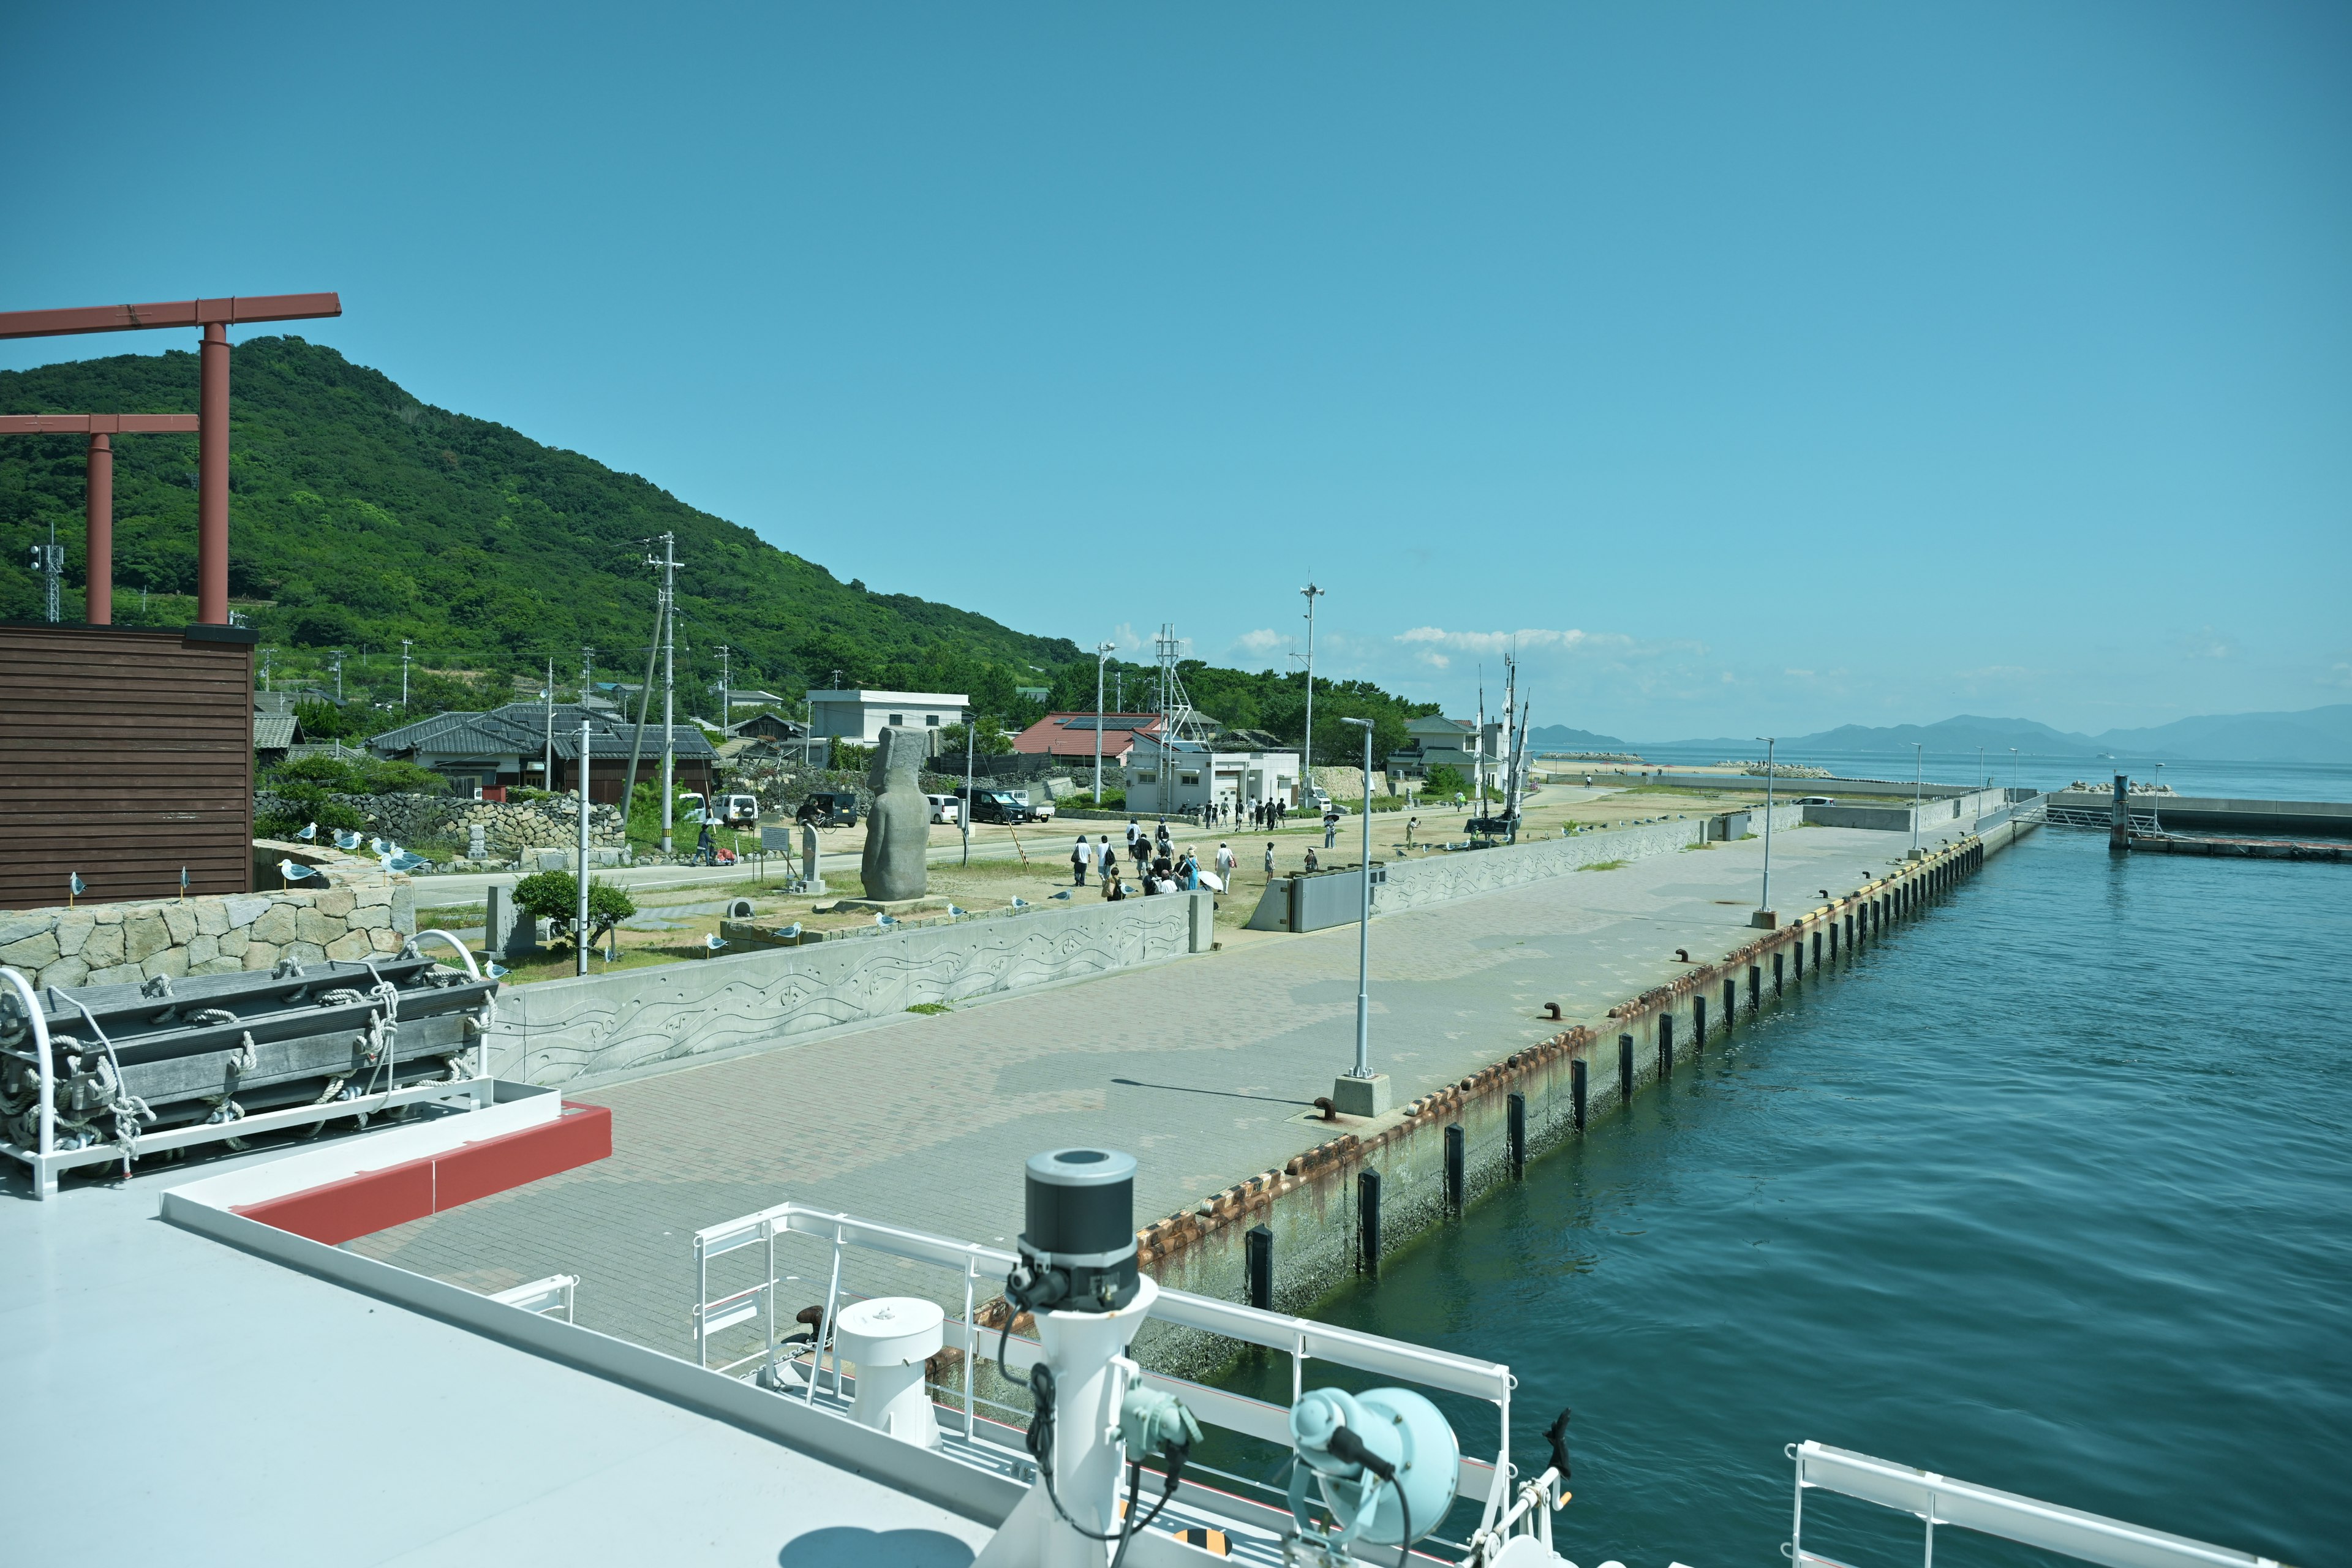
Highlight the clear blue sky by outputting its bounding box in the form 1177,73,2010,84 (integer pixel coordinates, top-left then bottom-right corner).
4,2,2346,739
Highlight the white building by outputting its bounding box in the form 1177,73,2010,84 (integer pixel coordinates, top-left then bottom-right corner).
807,689,969,751
1126,734,1301,815
1394,714,1504,777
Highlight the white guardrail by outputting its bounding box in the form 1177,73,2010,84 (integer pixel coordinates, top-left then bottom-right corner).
1788,1441,2286,1568
695,1200,1522,1542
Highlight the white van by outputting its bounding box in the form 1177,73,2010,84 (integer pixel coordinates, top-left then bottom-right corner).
925,793,961,825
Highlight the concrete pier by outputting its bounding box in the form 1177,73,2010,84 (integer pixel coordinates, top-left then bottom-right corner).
348,818,2033,1361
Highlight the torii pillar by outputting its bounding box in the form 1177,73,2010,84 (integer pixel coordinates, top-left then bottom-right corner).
0,293,341,624
0,413,202,623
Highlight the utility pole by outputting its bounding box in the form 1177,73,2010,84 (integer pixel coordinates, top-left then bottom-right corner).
1093,642,1115,802
962,708,975,866
1299,582,1324,783
716,644,732,726
646,532,680,856
2010,747,2020,797
399,639,413,709
543,656,555,797
581,646,596,709
260,647,274,693
330,648,344,703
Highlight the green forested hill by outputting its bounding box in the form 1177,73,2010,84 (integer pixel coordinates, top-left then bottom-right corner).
0,337,1435,753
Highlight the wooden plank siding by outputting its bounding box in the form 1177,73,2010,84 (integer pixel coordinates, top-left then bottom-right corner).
1,624,255,910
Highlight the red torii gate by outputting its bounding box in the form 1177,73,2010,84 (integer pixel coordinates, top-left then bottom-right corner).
0,412,200,624
0,293,342,625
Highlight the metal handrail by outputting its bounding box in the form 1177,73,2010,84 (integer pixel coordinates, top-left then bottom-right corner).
694,1199,1520,1532
1787,1441,2286,1568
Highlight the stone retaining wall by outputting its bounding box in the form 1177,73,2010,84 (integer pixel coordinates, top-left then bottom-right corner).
0,842,415,993
255,792,627,853
488,891,1215,1088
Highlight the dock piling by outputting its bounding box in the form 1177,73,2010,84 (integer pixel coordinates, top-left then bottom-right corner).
1507,1091,1528,1177
1773,951,1784,996
1357,1169,1381,1276
1571,1058,1588,1130
1693,993,1708,1052
1659,1011,1675,1077
1444,1124,1464,1212
1749,964,1762,1011
1618,1033,1634,1104
1246,1223,1273,1310
1723,978,1737,1033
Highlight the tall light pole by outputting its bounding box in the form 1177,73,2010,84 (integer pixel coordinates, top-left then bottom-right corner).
330,647,344,703
543,655,555,794
1977,745,1985,789
1911,742,1924,856
399,639,413,709
1093,641,1116,802
2009,747,2019,797
717,644,731,725
1335,716,1387,1116
1300,582,1325,785
575,717,592,977
962,707,976,866
647,532,680,856
1755,736,1777,927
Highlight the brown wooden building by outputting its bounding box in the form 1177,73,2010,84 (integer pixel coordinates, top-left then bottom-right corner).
1,622,256,910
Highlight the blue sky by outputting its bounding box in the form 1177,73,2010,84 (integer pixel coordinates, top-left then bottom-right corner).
4,2,2346,739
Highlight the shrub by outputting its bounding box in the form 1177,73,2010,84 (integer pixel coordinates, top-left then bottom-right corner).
1423,764,1467,797
512,871,638,951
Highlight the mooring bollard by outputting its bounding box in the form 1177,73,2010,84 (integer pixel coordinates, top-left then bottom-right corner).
1773,951,1785,995
1246,1223,1273,1310
1618,1033,1634,1102
1723,977,1737,1032
1693,992,1708,1051
1444,1124,1465,1212
1659,1011,1675,1077
1507,1091,1528,1176
1358,1168,1381,1276
1571,1057,1588,1130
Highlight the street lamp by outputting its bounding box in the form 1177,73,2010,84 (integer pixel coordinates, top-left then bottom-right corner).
1333,717,1388,1117
1911,742,1924,858
2009,747,2019,797
1754,736,1777,927
1092,642,1116,803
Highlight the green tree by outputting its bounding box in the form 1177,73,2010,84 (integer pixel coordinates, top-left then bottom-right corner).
1424,764,1467,797
512,871,636,952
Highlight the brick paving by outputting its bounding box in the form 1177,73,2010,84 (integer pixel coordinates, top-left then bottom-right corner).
350,825,1942,1355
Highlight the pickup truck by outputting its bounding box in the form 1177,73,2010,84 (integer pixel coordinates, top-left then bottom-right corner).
1011,789,1055,823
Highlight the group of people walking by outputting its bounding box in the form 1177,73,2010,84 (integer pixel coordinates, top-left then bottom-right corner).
1070,819,1243,900
1163,797,1291,831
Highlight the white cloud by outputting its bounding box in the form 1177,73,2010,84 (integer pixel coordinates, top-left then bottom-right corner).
2177,627,2234,660
1234,628,1283,655
1417,650,1450,670
1396,626,1637,656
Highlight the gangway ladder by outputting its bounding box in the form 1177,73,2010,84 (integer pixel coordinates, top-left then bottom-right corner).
1785,1440,2285,1568
489,1274,578,1323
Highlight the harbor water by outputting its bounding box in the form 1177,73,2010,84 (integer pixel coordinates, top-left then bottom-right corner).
1219,813,2350,1566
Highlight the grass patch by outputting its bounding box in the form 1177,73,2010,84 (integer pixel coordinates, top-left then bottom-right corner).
1681,841,1714,851
1580,859,1630,871
906,1001,953,1016
417,903,485,927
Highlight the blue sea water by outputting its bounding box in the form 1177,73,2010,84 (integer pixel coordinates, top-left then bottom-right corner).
1630,744,2352,805
1216,818,2351,1567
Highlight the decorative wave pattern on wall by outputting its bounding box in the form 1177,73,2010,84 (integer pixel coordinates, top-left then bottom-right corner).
489,892,1210,1088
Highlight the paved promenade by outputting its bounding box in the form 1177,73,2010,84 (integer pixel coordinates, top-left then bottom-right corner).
352,824,1952,1354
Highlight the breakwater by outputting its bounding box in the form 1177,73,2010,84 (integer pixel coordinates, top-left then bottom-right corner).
1136,819,2032,1323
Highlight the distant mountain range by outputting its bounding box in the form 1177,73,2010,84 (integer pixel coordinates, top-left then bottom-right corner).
1529,707,2352,765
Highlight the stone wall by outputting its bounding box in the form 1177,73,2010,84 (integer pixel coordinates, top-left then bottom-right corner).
256,792,627,853
0,842,415,993
489,891,1213,1088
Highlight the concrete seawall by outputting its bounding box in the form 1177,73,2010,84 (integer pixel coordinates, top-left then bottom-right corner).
1137,818,2036,1330
490,891,1213,1088
1249,805,1809,932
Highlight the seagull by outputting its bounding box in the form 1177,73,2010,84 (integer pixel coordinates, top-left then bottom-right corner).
484,961,510,979
69,871,86,900
277,859,318,883
704,933,728,954
386,852,431,875
1009,897,1031,909
946,905,968,918
334,829,363,851
775,922,802,940
1049,889,1072,900
296,821,318,841
875,913,899,927
368,837,389,856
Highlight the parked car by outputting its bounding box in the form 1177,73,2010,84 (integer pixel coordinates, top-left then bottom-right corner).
794,791,858,828
1011,789,1055,823
1795,796,1834,806
952,785,1035,824
925,793,962,825
720,793,760,827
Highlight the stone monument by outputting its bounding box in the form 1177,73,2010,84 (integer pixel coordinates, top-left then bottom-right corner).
859,727,931,903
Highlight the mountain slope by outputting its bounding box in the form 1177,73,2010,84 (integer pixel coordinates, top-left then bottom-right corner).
0,337,1079,704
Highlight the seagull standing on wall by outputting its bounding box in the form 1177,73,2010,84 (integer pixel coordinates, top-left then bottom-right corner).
277,860,318,885
296,821,318,841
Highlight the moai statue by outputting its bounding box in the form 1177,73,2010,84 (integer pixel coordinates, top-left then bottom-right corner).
860,727,931,902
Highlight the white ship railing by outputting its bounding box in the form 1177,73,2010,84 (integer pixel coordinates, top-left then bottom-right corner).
489,1273,578,1323
1787,1441,2286,1568
693,1200,1521,1541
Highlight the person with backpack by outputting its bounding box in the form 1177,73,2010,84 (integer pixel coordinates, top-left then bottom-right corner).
1071,833,1093,886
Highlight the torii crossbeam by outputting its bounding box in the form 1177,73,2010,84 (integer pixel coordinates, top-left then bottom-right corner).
0,413,201,624
0,293,342,624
